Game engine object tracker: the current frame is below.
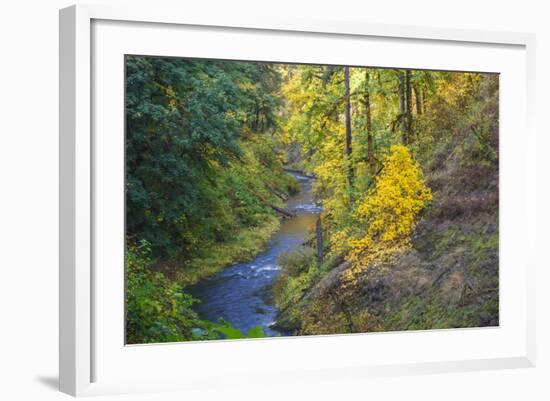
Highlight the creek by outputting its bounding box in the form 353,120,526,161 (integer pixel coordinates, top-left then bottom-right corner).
188,173,321,336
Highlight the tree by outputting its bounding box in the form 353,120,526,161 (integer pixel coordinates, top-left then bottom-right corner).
405,69,414,142
362,69,376,177
344,66,353,185
414,84,423,115
398,70,407,144
316,216,324,265
125,56,286,256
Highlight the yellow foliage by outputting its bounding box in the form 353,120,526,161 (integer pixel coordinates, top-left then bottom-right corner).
344,239,410,283
356,144,432,242
342,145,432,282
282,68,431,285
435,73,482,110
282,67,352,227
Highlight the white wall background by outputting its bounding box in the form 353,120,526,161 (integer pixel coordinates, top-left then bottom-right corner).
0,0,547,400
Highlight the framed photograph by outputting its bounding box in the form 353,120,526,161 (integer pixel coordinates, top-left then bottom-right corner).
59,4,536,396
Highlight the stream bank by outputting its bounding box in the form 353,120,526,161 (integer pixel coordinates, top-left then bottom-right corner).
188,173,320,337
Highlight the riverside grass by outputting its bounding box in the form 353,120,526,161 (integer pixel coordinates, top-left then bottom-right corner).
173,215,281,286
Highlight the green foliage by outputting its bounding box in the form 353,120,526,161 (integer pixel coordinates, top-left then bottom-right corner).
126,240,268,343
277,246,317,277
125,240,218,343
126,56,287,257
278,264,322,310
211,320,265,340
175,214,280,285
273,246,323,318
125,57,298,343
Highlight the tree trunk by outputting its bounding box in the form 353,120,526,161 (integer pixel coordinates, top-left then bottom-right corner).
253,101,260,132
316,216,323,266
414,85,423,115
344,66,353,185
270,204,295,218
399,70,407,144
365,70,376,177
406,69,413,142
421,88,426,113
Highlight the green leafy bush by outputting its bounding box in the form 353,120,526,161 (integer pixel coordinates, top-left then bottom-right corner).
125,240,218,343
211,320,265,339
273,246,321,312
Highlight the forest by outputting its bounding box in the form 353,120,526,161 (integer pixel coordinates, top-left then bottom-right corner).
125,56,499,344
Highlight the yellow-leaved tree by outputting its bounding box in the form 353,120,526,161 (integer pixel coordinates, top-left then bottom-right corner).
341,145,432,282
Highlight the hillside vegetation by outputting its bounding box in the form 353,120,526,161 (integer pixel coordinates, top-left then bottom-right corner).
273,69,499,334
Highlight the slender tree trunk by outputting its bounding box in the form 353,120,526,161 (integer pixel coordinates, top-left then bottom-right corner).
405,69,413,142
414,85,423,115
421,88,426,113
344,66,354,185
399,70,407,144
365,70,376,177
316,216,323,265
253,101,260,131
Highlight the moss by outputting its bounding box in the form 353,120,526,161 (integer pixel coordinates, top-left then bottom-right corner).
384,290,498,331
382,227,499,331
415,225,497,263
414,226,465,261
467,232,498,266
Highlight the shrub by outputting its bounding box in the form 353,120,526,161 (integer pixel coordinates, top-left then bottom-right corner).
273,246,321,313
126,240,218,343
340,145,432,282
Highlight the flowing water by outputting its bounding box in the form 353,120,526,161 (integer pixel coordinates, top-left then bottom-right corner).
188,173,321,337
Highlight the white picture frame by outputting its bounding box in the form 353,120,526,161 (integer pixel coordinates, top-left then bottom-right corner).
59,3,536,397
